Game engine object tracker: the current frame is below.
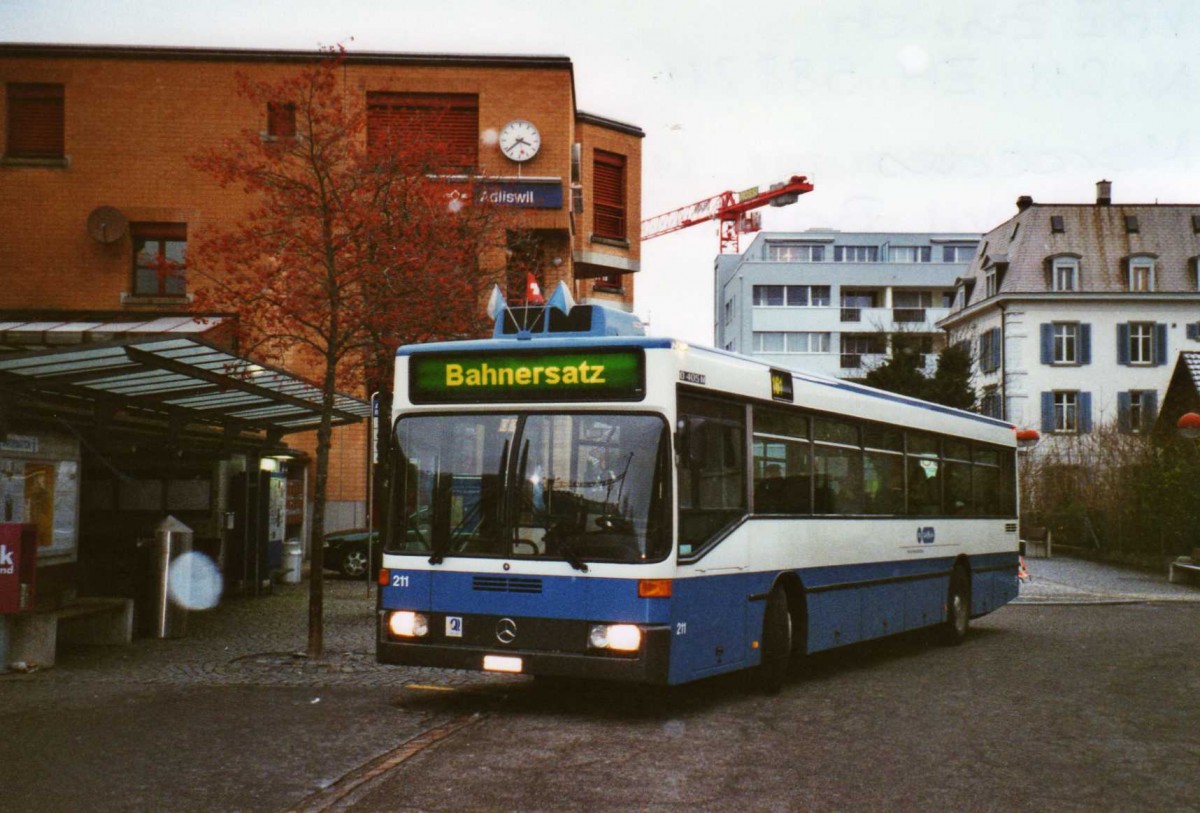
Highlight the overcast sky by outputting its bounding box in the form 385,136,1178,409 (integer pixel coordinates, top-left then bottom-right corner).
5,0,1199,343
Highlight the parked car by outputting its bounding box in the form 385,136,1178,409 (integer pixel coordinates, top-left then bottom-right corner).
322,529,381,578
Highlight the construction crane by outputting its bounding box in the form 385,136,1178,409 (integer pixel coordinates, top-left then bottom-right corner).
641,175,814,254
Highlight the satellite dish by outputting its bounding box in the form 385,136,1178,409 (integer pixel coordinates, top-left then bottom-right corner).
87,206,129,244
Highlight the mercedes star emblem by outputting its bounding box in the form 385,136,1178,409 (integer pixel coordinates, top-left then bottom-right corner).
496,617,518,644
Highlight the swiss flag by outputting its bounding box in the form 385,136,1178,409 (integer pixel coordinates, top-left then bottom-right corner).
525,273,545,305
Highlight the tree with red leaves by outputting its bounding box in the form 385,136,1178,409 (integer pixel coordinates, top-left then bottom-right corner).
190,48,508,658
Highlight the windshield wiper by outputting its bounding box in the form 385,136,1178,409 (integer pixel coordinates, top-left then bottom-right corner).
556,537,589,573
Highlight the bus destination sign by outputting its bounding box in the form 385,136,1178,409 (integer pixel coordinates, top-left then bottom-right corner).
409,348,646,404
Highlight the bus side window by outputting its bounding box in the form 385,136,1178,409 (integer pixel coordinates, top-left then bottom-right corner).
678,394,746,549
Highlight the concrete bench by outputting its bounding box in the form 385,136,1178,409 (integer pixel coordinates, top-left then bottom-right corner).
1020,526,1052,559
8,597,134,669
1169,559,1200,586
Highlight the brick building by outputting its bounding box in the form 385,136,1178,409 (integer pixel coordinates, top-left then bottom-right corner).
0,43,643,645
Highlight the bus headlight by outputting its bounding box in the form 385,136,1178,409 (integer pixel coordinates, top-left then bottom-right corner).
588,623,642,652
388,611,429,638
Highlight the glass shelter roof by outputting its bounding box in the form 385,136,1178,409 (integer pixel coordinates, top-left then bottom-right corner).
0,336,369,435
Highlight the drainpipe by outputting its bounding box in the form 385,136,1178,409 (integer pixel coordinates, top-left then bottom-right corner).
999,303,1007,421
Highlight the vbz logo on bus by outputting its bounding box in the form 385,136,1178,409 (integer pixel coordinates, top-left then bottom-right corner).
916,526,936,545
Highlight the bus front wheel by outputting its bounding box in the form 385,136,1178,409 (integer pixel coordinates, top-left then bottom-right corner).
756,587,792,694
940,568,971,646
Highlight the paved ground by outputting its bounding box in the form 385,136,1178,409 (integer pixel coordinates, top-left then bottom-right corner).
0,559,1197,812
3,555,1197,689
1016,555,1200,605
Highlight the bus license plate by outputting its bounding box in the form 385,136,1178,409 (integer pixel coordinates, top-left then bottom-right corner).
482,655,523,673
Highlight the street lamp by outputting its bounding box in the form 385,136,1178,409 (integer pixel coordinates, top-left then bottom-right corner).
1177,412,1200,439
1016,428,1041,450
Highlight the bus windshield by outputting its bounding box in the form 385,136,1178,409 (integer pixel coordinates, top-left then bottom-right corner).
388,412,671,565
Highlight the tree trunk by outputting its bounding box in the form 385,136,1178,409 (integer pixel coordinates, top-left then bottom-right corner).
307,357,338,659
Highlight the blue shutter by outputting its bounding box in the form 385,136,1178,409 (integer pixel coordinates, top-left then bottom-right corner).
1080,323,1092,365
1143,390,1159,432
1117,391,1132,433
1041,392,1055,433
1040,323,1053,364
991,327,1002,371
1117,323,1130,365
1155,323,1168,366
1079,392,1093,433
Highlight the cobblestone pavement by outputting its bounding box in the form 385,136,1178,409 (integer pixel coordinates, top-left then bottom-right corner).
4,556,1197,692
1,574,514,692
1016,554,1200,604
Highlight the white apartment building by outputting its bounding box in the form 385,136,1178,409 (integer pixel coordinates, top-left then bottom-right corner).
938,181,1200,437
715,230,981,378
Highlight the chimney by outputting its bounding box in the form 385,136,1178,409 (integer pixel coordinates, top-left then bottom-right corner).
1096,179,1112,206
1016,195,1034,212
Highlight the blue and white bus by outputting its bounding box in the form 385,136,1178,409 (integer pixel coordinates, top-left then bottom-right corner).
376,285,1019,689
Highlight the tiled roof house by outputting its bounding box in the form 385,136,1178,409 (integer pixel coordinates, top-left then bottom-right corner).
938,181,1200,437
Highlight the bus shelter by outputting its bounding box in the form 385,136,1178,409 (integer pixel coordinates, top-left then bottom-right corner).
0,320,368,617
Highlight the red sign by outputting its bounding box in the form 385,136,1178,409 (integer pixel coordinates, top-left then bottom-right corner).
0,523,37,613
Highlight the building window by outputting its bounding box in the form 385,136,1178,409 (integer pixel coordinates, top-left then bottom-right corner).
132,223,187,297
979,386,1002,419
767,243,825,262
1118,322,1166,366
978,327,1002,373
942,244,976,263
723,299,733,325
753,332,830,354
1050,215,1065,233
1053,392,1078,433
6,83,65,159
1053,323,1077,364
366,92,479,174
1040,322,1090,366
888,246,931,263
1052,258,1079,291
1125,215,1139,234
834,245,879,263
593,273,623,292
752,285,829,307
1128,258,1155,291
592,150,627,241
984,269,998,298
752,285,784,307
1128,322,1155,365
1119,390,1158,434
267,102,296,138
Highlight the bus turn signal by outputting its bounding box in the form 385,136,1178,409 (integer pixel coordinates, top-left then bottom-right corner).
638,579,672,598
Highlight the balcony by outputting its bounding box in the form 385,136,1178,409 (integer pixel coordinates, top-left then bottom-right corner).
892,307,926,323
840,307,862,322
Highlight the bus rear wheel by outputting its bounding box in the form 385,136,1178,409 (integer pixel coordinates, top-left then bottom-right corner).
756,587,792,694
939,568,971,646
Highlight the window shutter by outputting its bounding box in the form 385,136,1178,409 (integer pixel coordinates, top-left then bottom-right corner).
1143,391,1159,432
1080,323,1092,365
1117,323,1130,365
991,327,1002,371
593,150,627,239
366,92,478,173
1041,392,1054,433
1079,392,1093,433
1117,391,1132,433
1040,323,1053,364
6,83,65,159
1155,323,1168,366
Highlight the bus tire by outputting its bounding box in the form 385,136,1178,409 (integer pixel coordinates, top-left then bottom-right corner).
756,587,792,694
940,567,971,646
